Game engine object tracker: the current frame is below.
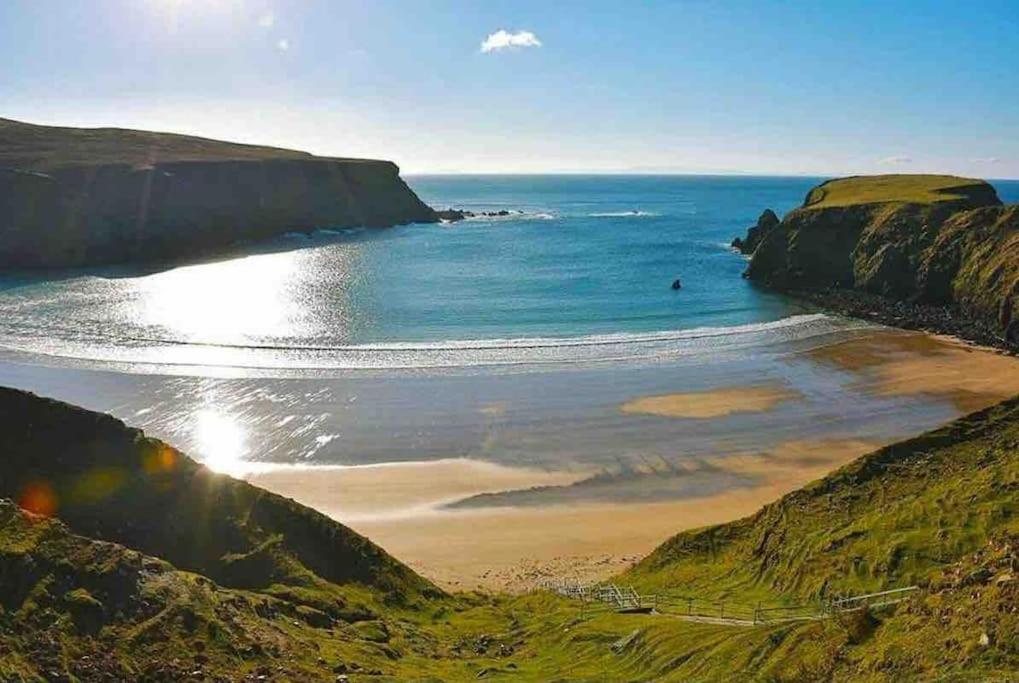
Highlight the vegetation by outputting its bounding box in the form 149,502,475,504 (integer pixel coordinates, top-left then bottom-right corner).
5,385,1019,679
803,174,996,209
0,387,434,604
0,117,382,171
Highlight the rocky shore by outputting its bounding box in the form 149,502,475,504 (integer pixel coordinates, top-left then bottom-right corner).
435,208,521,222
771,284,1017,354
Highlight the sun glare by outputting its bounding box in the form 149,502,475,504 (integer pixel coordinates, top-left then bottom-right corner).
131,252,298,346
193,409,247,474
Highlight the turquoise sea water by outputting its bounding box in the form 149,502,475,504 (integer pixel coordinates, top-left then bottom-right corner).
372,175,816,340
0,175,1015,373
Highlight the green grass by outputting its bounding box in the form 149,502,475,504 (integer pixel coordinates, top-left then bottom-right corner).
0,117,382,171
0,387,436,605
7,388,1019,680
803,174,992,209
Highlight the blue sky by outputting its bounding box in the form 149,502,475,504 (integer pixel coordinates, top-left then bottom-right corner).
1,0,1017,176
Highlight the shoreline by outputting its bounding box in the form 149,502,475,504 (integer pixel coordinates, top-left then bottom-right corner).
776,285,1018,356
244,328,1019,591
5,319,1019,592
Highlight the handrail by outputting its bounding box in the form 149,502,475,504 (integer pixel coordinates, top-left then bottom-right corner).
539,578,919,625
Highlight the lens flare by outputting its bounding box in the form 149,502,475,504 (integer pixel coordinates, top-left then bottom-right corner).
18,481,58,517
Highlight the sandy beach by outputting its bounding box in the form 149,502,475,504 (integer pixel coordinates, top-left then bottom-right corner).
5,325,1019,593
239,329,1019,592
808,330,1019,411
620,382,802,418
246,437,880,591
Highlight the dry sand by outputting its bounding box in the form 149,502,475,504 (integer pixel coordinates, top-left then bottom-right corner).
620,383,801,419
247,438,880,592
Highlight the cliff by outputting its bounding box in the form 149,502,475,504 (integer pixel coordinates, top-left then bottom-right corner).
741,174,1019,343
0,118,437,268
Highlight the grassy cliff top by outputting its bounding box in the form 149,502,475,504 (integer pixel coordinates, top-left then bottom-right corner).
0,117,384,171
804,174,997,209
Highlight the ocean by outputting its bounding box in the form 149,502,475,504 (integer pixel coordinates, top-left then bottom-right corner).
1,174,1016,373
0,175,826,372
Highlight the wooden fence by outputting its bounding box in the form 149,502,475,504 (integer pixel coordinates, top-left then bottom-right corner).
539,579,919,626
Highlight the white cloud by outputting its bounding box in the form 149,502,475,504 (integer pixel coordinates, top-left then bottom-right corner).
972,157,1001,164
258,11,275,28
877,155,912,165
277,38,289,52
481,29,542,53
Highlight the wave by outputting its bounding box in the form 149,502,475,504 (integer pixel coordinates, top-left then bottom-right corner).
0,313,877,374
589,210,659,217
461,211,557,222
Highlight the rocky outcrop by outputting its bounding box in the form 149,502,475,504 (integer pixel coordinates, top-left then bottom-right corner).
435,208,516,222
731,209,779,255
0,118,438,268
744,175,1019,344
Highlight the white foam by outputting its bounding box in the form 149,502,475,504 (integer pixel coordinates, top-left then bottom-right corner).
0,313,876,374
589,210,659,217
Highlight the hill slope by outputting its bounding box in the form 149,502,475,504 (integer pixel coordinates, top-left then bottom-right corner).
614,395,1019,679
0,118,437,268
0,387,437,604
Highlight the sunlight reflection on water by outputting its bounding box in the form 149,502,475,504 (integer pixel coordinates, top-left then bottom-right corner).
192,408,247,475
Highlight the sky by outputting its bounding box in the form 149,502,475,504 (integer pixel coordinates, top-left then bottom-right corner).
1,0,1017,177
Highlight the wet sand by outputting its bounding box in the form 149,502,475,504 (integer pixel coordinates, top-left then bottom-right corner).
620,383,801,418
808,331,1019,411
245,458,583,522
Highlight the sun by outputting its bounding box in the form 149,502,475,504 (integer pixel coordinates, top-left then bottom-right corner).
193,409,247,475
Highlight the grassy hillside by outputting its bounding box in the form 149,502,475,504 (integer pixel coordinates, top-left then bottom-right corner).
0,387,437,607
613,395,1019,679
0,117,381,171
5,386,1019,680
803,174,995,209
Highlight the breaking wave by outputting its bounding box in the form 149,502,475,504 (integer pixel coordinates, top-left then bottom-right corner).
0,313,875,375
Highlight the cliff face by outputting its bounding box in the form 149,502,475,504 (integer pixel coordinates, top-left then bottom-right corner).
743,175,1019,341
0,118,437,268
